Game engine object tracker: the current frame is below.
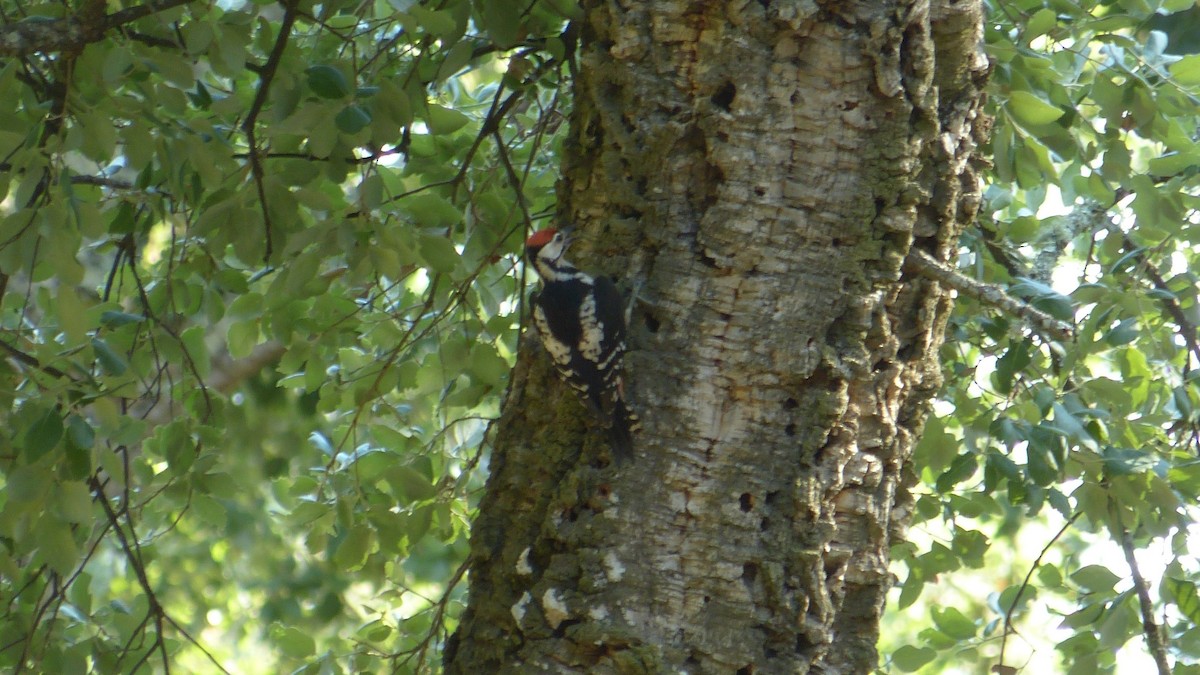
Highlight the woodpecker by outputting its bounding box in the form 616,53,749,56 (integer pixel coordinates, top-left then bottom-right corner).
525,227,639,461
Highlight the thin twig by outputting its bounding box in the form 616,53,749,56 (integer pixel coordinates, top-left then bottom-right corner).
0,334,76,379
998,510,1082,669
1117,231,1200,366
241,1,298,262
1112,507,1172,675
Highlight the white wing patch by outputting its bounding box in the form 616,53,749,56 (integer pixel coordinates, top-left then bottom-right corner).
534,305,573,366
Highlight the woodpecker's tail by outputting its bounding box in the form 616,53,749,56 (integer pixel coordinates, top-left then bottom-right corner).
607,399,640,463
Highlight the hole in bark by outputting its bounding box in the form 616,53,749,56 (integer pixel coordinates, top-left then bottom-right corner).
754,186,766,196
742,562,758,587
736,665,754,675
597,484,611,499
685,655,703,668
644,312,661,333
711,81,737,111
874,197,886,215
831,237,843,247
739,493,754,511
765,490,780,505
826,562,846,582
782,398,798,410
703,595,711,604
553,618,581,637
796,633,814,654
784,423,796,437
698,250,720,268
760,517,770,531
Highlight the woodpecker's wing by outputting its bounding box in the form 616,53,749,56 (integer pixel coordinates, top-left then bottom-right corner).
585,275,628,409
531,279,597,398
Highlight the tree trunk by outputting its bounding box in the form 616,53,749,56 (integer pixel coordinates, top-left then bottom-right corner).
446,1,988,672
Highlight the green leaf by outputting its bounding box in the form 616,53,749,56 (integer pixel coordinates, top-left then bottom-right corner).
1065,598,1099,624
1038,563,1063,589
1072,565,1120,593
374,80,413,127
24,408,64,461
386,466,437,502
1167,577,1200,624
1007,90,1065,126
1102,446,1160,476
357,619,393,643
1169,54,1200,86
1147,150,1199,177
403,194,463,227
8,465,51,502
306,65,352,99
892,645,937,672
92,337,127,376
931,606,977,640
1023,8,1057,42
271,623,316,659
426,104,471,134
333,524,373,571
227,320,259,359
410,7,458,38
55,481,94,524
467,344,509,387
1026,440,1058,486
478,0,522,47
181,325,210,379
66,415,94,450
435,41,475,82
37,518,79,576
99,310,145,327
335,104,373,134
418,233,461,274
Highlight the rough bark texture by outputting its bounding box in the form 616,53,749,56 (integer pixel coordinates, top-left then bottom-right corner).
447,1,988,673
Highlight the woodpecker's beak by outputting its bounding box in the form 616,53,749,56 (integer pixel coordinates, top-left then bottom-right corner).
560,228,576,251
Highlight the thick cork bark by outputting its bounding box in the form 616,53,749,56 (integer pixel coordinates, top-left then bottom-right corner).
447,2,988,672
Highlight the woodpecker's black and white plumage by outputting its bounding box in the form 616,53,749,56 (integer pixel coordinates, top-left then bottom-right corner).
525,227,639,462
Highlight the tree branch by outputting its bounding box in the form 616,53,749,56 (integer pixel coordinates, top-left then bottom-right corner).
906,248,1075,341
1113,510,1173,675
242,1,297,263
0,0,194,57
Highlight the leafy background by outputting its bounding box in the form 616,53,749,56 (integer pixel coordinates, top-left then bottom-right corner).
0,0,1198,673
883,1,1200,673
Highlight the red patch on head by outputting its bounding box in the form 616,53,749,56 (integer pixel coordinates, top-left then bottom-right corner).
525,228,558,249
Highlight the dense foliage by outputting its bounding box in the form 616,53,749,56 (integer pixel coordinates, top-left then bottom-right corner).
1,0,1199,673
885,1,1200,673
0,0,570,671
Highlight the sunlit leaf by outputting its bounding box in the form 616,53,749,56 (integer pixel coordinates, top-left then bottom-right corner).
892,645,936,672
1008,90,1065,127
